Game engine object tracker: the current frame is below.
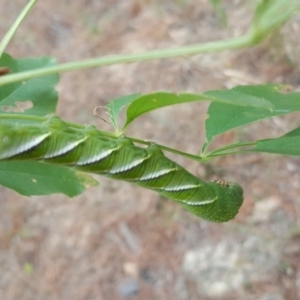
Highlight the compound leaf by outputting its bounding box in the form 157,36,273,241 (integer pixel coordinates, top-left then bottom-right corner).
253,127,300,156
0,53,59,116
105,94,140,131
205,85,300,143
0,161,98,197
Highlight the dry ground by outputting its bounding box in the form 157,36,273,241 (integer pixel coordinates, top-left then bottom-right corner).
1,1,300,299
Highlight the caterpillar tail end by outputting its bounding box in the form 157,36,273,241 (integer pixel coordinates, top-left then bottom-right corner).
180,180,243,223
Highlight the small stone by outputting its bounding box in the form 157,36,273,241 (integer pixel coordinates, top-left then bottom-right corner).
118,279,139,297
123,262,138,278
251,197,281,222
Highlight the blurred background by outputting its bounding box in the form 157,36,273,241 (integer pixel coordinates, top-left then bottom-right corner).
1,1,300,299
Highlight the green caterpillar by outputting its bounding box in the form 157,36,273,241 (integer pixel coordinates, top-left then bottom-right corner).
0,115,243,222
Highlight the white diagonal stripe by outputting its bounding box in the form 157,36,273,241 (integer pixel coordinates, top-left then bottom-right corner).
139,168,176,181
0,133,50,159
183,198,216,206
76,148,117,165
44,138,86,158
109,156,148,174
164,183,201,192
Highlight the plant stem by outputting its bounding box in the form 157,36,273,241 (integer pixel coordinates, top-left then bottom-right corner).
128,137,207,162
0,113,207,162
0,0,37,58
0,114,117,137
0,113,46,122
205,148,254,158
0,35,252,86
0,113,256,162
201,141,210,155
208,141,257,155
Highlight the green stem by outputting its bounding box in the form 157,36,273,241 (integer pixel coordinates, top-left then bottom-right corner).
0,113,117,138
0,0,37,58
0,113,207,162
0,34,253,86
205,148,254,158
201,141,210,155
128,137,207,162
0,114,255,162
0,113,46,122
208,141,257,155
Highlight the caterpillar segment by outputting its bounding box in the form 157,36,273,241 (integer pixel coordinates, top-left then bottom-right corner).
0,115,243,222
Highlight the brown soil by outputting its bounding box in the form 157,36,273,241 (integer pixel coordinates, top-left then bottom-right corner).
1,1,300,299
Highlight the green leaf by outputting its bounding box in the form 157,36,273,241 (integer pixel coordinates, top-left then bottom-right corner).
0,53,59,116
253,127,300,156
123,89,274,131
0,161,98,197
203,87,273,110
205,85,300,143
105,94,140,131
123,92,207,130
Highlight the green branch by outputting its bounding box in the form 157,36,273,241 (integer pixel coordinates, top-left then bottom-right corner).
0,0,299,88
207,141,257,155
0,114,117,138
205,149,254,159
128,137,207,162
0,113,208,162
0,0,37,57
201,141,257,159
0,35,252,87
1,0,298,87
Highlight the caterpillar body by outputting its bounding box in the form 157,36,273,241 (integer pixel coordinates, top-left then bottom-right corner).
0,115,243,222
